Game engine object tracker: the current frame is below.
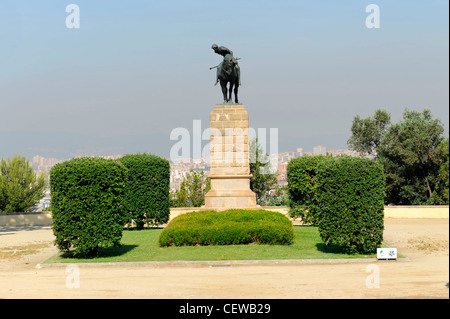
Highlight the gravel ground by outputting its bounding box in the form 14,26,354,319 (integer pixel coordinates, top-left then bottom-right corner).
0,219,448,299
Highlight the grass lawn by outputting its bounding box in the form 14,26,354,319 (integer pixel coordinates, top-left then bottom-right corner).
44,226,376,264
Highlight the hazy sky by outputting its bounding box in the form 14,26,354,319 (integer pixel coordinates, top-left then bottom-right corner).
1,0,448,160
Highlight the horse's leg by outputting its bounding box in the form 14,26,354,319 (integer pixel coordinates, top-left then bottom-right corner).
228,82,233,104
220,80,227,104
234,79,239,104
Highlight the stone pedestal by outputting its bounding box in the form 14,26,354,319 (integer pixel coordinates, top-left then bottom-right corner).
204,104,257,210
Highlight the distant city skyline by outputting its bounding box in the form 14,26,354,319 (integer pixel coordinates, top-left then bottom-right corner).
30,144,360,185
1,1,448,160
3,130,365,160
30,144,361,193
29,143,356,165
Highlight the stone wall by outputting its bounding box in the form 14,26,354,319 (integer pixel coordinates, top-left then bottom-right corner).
0,212,53,227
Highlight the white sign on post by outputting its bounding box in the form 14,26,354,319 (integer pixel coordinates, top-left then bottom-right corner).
377,248,397,260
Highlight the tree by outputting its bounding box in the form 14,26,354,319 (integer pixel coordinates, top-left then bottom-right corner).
265,184,289,206
249,138,278,204
171,170,210,207
431,138,449,204
0,154,46,213
0,177,7,211
379,109,445,205
347,109,391,157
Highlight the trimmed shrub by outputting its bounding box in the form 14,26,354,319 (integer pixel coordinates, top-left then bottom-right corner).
286,155,328,223
159,209,294,247
119,153,170,228
50,157,127,257
315,156,385,254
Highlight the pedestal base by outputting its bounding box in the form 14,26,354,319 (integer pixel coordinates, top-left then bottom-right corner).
204,175,257,210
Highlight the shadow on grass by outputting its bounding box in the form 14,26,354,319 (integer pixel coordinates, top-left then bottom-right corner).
58,244,138,259
124,226,164,230
315,243,378,257
316,243,349,255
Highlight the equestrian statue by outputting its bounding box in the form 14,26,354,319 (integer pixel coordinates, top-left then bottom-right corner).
210,44,241,104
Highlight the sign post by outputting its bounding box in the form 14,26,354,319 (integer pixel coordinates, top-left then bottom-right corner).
377,248,397,260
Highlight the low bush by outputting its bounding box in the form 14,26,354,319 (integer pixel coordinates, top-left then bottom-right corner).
50,157,127,257
315,156,385,254
159,209,294,247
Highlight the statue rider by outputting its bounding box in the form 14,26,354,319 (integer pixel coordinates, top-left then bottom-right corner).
211,44,241,86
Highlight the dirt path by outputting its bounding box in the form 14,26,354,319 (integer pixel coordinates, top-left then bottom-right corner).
0,219,448,299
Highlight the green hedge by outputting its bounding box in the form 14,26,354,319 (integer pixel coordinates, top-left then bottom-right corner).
119,154,170,229
315,156,385,254
159,209,294,247
286,155,328,223
50,157,127,257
